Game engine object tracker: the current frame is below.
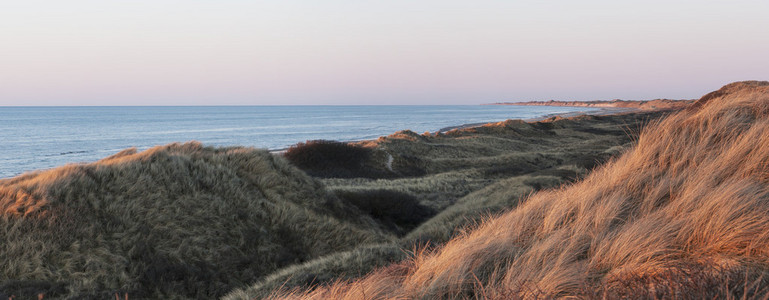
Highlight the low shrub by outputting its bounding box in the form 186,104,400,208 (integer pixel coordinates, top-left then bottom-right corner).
283,140,387,178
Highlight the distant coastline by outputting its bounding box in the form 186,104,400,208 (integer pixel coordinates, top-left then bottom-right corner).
0,105,593,178
438,106,635,133
488,99,695,110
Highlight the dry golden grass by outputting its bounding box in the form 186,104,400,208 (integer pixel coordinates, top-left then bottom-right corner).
263,82,769,299
228,103,674,299
0,142,391,298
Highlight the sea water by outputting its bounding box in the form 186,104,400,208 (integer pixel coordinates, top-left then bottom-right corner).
0,105,597,178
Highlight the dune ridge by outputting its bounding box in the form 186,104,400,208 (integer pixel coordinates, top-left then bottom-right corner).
264,82,769,299
0,142,391,299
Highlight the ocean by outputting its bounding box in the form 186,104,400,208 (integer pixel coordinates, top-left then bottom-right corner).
0,105,597,178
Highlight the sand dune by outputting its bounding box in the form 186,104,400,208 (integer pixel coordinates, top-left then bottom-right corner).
0,143,390,299
264,82,769,299
5,81,764,299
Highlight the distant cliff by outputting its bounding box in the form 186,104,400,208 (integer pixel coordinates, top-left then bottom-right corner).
493,99,694,110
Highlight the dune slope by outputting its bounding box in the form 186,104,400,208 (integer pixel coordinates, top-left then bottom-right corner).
0,142,390,299
265,82,769,299
228,110,674,299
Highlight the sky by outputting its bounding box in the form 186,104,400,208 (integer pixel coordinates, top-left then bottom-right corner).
1,0,768,105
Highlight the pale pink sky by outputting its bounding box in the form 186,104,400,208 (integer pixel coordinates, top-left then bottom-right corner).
1,0,768,105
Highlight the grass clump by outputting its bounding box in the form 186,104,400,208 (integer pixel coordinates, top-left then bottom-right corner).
283,140,389,178
0,142,391,299
263,81,769,299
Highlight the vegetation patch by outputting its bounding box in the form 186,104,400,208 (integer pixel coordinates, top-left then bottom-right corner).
230,94,676,298
262,82,769,299
283,140,390,178
2,85,700,299
0,142,391,299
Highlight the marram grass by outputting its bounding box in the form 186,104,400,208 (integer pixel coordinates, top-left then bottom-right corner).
0,142,391,299
263,82,769,299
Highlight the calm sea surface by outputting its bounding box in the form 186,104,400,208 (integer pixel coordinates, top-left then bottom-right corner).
0,105,597,178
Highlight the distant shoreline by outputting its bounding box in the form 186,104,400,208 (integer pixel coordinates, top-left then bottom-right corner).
272,106,626,151
487,99,694,110
0,105,591,178
437,106,637,133
0,104,680,177
443,99,698,133
272,105,649,151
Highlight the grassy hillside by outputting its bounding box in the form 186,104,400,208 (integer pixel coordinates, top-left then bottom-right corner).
0,142,391,299
326,111,666,214
227,107,678,299
0,96,689,299
262,82,769,299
